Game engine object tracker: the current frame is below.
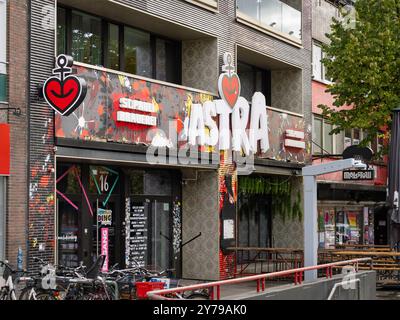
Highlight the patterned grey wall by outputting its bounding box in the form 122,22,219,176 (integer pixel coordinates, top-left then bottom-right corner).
312,0,340,44
272,215,303,249
271,69,303,114
272,177,304,249
182,38,219,94
182,170,220,280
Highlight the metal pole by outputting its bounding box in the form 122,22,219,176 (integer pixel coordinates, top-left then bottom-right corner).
303,175,318,281
97,199,99,258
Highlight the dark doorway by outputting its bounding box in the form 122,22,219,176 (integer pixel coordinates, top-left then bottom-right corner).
374,206,389,245
238,194,272,262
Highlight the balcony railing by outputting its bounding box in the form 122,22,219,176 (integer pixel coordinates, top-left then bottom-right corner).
237,0,302,40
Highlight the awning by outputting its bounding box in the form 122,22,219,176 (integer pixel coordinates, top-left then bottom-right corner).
0,124,10,176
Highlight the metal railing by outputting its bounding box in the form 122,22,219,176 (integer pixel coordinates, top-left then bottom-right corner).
147,258,372,300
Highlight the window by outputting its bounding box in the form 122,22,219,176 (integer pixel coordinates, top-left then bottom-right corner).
0,0,7,102
312,42,331,83
237,0,302,40
71,10,102,66
57,7,182,85
106,24,120,71
370,131,384,160
124,27,152,77
313,116,334,155
237,61,271,104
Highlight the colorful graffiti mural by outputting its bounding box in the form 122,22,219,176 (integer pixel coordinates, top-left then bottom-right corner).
55,64,311,164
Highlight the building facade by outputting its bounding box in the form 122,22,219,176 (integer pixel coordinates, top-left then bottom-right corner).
311,0,388,249
0,0,29,266
0,0,312,280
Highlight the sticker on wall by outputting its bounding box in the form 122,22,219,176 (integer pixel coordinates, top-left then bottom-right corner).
43,54,87,116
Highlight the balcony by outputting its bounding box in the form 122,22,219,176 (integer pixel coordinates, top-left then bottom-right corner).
236,0,302,45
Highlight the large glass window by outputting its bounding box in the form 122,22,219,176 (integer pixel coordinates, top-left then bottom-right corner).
71,10,102,65
0,0,7,102
313,116,335,155
313,42,331,83
107,24,120,71
237,61,271,104
237,0,302,40
124,27,152,77
155,38,181,84
58,7,181,84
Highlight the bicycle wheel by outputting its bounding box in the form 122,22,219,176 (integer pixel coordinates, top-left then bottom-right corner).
186,293,210,300
19,287,36,300
36,291,58,300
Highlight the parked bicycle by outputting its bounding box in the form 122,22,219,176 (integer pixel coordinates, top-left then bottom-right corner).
0,260,23,300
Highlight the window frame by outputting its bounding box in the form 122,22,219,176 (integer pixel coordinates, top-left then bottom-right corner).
236,0,303,47
313,115,335,155
0,0,7,103
237,60,272,106
312,41,332,85
57,5,182,85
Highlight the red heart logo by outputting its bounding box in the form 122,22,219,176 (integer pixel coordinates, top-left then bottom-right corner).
219,74,241,109
44,76,87,116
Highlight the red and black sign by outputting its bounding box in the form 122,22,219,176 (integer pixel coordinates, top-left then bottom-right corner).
43,55,87,116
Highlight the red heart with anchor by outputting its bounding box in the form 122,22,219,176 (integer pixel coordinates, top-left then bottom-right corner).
219,73,241,109
43,76,87,116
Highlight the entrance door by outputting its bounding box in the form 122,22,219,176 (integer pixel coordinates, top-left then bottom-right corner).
90,197,121,271
126,197,172,272
374,206,388,245
56,164,123,269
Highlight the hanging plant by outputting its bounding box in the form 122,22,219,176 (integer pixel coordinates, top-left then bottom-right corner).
238,176,302,222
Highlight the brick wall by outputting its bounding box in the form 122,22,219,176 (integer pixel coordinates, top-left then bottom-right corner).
28,0,56,270
5,0,29,267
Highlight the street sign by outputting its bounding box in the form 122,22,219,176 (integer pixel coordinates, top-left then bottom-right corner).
343,169,375,181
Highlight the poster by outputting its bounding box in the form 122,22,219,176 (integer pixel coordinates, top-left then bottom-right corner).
125,198,148,268
101,228,109,273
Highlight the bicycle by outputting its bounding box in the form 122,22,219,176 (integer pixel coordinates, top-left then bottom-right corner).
0,260,25,300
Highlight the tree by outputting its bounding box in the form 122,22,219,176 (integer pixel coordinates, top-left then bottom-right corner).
320,0,400,153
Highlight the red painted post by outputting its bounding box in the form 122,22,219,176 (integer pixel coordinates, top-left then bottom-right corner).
326,267,329,278
216,286,221,300
294,272,298,285
300,272,303,284
256,279,260,293
261,278,265,291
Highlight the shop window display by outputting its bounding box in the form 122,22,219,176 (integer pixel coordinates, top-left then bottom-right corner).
318,206,375,248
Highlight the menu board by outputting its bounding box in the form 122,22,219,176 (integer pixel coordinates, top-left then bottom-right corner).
125,198,148,268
